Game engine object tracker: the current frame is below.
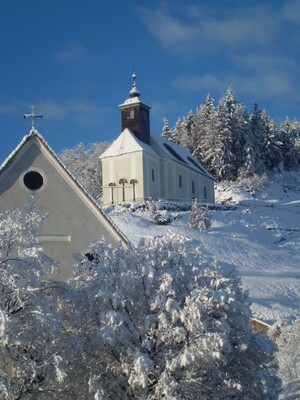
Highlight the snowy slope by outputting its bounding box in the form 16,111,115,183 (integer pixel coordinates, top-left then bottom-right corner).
106,172,300,325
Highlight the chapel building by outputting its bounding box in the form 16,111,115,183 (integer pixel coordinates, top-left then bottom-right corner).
100,73,215,205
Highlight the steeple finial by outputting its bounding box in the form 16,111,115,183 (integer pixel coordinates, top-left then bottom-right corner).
129,69,140,98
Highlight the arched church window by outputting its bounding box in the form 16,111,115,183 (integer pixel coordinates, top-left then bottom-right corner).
109,182,116,204
119,178,128,202
130,179,138,202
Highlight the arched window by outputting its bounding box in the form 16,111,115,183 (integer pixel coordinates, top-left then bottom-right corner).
130,179,138,202
119,178,128,202
109,182,116,204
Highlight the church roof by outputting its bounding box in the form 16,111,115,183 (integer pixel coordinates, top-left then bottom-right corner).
0,129,129,246
100,128,159,159
152,136,214,180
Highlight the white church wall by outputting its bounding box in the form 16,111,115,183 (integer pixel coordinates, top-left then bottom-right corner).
101,152,144,204
0,140,123,280
143,154,161,199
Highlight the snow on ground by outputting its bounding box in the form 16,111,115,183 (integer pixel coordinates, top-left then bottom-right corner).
106,172,300,325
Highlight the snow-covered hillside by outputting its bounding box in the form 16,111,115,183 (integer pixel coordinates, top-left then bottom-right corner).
106,172,300,325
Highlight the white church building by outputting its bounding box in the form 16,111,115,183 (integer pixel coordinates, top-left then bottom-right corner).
100,73,215,205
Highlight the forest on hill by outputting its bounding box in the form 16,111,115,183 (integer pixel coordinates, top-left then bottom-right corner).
162,87,300,181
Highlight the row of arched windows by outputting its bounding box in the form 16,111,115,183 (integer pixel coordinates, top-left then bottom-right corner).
108,178,138,203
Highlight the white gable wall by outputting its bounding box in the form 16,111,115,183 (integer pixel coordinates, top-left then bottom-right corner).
101,151,145,204
0,138,125,279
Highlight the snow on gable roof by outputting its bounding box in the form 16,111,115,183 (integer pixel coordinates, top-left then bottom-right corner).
0,129,129,246
152,136,214,179
100,128,159,159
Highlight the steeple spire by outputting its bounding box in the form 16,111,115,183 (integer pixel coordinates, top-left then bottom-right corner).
129,69,140,98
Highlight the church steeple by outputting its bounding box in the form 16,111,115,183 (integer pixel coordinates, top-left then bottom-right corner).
119,71,151,145
129,70,140,98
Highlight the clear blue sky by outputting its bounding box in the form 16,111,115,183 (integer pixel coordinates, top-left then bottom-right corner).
1,0,300,160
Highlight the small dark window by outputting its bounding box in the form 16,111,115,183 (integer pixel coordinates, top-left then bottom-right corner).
192,180,195,195
151,168,155,182
23,171,44,191
204,186,207,199
179,174,183,188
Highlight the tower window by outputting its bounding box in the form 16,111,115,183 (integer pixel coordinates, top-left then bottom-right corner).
130,109,135,119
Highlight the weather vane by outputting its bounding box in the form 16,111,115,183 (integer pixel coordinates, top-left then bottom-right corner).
24,106,43,130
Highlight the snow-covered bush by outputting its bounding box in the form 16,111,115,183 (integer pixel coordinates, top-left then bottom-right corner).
149,202,172,225
189,202,212,230
71,233,280,399
0,198,68,399
189,201,200,229
236,173,269,193
275,319,300,399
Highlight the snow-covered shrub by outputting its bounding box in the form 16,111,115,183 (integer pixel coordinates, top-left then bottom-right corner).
199,205,212,230
275,318,300,399
189,201,200,229
71,233,280,399
0,198,68,399
189,203,212,230
149,202,172,225
236,173,269,193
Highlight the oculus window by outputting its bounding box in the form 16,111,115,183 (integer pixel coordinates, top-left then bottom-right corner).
23,170,45,191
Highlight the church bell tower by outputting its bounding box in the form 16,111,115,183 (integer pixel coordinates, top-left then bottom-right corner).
119,72,151,145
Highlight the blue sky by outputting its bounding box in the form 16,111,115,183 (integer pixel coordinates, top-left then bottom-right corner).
1,0,300,160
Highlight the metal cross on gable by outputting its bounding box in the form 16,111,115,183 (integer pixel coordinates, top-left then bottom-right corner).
24,106,43,129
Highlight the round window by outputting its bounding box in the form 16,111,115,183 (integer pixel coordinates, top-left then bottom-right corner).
23,170,44,191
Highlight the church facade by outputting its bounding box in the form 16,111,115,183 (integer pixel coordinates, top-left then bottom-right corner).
100,74,215,205
0,131,127,280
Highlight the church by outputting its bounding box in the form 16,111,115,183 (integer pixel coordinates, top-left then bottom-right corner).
100,73,215,205
0,74,214,279
0,128,128,280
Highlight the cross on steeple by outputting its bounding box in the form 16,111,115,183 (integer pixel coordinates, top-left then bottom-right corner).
24,106,43,130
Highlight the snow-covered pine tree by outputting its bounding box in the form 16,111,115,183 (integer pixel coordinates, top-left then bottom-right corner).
179,110,195,153
171,117,188,145
70,233,280,399
279,117,300,170
192,95,219,172
260,111,283,171
189,200,200,229
162,117,173,141
215,87,236,180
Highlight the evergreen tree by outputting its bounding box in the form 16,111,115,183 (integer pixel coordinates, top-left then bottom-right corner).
279,117,300,170
162,117,172,141
215,87,236,180
181,110,195,153
260,111,283,171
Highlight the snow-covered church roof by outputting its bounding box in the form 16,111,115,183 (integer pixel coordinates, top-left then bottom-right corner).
152,136,214,179
100,128,159,159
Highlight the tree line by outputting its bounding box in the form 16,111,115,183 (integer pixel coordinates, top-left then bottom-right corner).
162,88,300,180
